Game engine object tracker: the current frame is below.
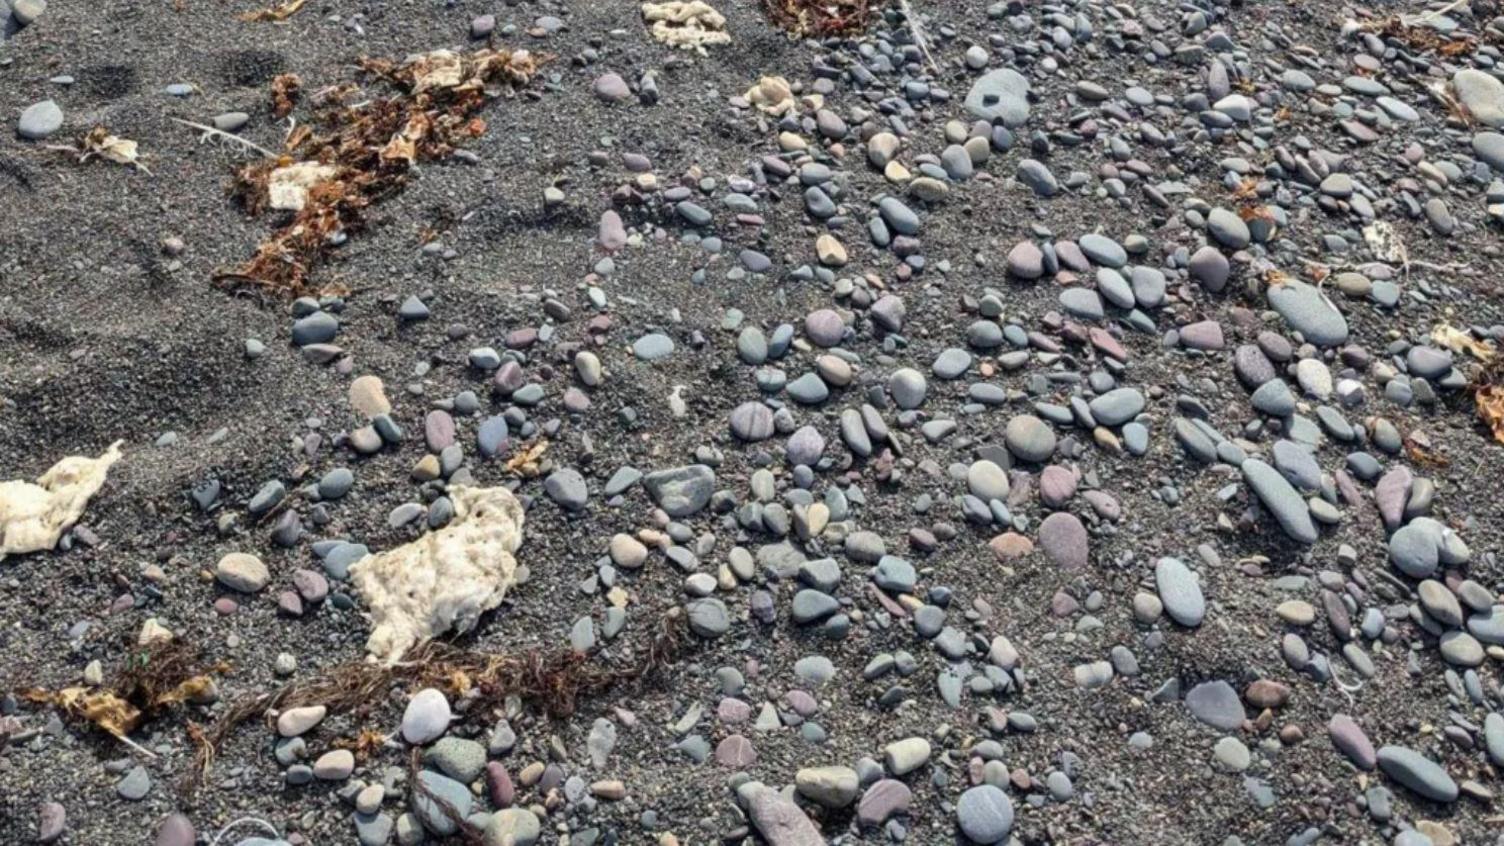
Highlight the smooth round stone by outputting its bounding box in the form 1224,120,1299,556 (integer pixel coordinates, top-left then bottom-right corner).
1189,245,1231,291
1206,208,1250,248
737,328,768,364
1454,68,1504,128
1096,268,1134,308
1078,234,1127,267
858,779,912,826
889,368,928,409
318,467,354,499
877,197,920,235
17,99,63,139
1213,736,1251,772
401,688,452,744
632,333,675,361
1004,415,1056,462
1088,388,1144,426
155,814,195,846
805,309,845,346
1276,600,1315,626
795,766,859,808
1439,631,1483,666
1007,241,1044,278
1242,459,1317,544
786,373,830,404
215,553,269,593
292,311,338,346
117,767,151,800
956,784,1014,843
1417,580,1463,628
608,534,647,569
1180,320,1225,351
967,460,1009,500
1474,132,1504,173
1389,523,1439,578
485,808,540,846
932,348,973,379
1037,512,1087,571
313,749,355,780
729,402,774,441
786,426,826,467
687,598,730,637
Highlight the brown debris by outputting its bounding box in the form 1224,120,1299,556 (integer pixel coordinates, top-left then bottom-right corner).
763,0,872,37
503,439,550,477
1473,356,1504,446
22,640,226,756
270,73,301,119
1359,15,1477,58
217,49,543,298
179,609,685,801
45,126,151,174
239,0,308,22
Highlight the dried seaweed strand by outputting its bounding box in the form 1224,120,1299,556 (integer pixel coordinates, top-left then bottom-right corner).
178,610,685,801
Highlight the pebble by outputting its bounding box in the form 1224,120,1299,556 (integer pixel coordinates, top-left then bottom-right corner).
956,784,1013,843
883,737,931,775
1185,680,1245,731
1155,557,1205,627
1376,746,1458,803
17,99,63,139
401,688,451,745
215,553,269,593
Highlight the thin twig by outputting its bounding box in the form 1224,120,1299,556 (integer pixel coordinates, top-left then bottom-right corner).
899,0,939,74
171,118,279,158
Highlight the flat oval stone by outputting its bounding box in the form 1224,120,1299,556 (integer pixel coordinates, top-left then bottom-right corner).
1376,746,1457,803
1155,557,1205,627
1269,281,1349,347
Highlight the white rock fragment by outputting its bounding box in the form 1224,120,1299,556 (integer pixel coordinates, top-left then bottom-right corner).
348,486,525,664
267,162,339,211
0,441,124,561
641,1,731,53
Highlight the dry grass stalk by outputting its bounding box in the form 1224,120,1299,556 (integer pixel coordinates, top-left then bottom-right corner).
213,49,543,298
178,609,686,801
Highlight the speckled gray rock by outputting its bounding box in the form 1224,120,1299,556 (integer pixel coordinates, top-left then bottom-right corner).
956,784,1013,843
1185,680,1245,731
643,465,715,517
1269,281,1348,347
964,68,1030,126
